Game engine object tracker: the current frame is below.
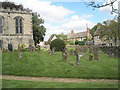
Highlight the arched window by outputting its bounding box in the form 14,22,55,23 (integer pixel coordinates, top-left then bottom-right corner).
15,16,23,34
0,16,3,33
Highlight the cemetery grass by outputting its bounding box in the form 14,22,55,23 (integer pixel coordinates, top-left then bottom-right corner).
2,79,118,88
2,50,118,79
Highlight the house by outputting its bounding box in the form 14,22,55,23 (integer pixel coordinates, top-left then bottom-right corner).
0,2,34,50
46,34,57,45
67,27,92,42
93,30,118,46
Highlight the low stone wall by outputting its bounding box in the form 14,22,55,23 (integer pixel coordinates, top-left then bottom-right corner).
100,46,120,58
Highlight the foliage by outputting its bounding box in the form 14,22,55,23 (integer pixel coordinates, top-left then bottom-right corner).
32,12,46,46
65,40,75,45
75,40,85,46
56,34,67,40
50,39,66,51
18,43,26,49
2,51,118,79
90,23,101,36
98,20,118,46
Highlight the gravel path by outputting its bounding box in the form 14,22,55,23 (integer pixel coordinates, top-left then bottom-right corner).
0,75,119,83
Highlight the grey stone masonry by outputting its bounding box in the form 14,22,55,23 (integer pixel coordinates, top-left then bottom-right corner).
0,2,34,50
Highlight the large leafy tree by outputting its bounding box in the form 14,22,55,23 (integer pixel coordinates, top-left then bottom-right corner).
98,20,119,46
32,12,46,46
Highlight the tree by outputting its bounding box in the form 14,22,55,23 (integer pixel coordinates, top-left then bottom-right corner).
90,23,103,37
32,12,46,46
98,20,119,46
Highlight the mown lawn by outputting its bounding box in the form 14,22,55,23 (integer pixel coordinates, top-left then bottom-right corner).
2,49,118,79
2,79,118,88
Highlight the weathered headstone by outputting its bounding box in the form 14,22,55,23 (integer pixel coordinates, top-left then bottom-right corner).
89,47,93,53
89,54,93,61
8,43,13,51
93,47,99,60
29,45,34,51
83,46,88,52
52,47,56,55
79,47,83,52
76,54,83,66
37,45,40,53
62,49,67,61
48,49,52,55
69,49,74,55
74,48,78,56
18,45,22,59
76,55,79,66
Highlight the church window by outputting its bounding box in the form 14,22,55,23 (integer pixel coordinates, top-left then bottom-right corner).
15,16,23,34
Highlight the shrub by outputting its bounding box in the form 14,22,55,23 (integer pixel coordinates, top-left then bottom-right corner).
75,40,85,46
50,39,66,51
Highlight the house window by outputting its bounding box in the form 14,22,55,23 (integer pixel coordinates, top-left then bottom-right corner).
15,17,23,34
0,16,3,33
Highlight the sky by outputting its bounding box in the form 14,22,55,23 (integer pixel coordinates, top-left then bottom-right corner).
0,0,119,41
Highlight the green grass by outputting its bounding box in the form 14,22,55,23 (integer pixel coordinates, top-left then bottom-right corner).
2,50,118,79
2,79,118,88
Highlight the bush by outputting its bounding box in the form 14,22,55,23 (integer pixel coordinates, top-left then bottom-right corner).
75,40,85,46
50,39,66,51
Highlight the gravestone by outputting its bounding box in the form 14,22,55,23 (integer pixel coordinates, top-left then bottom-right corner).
18,45,22,59
69,49,74,55
29,45,34,51
93,47,99,60
74,48,78,56
48,49,52,55
52,47,56,55
83,46,88,52
89,47,93,53
79,47,83,52
8,43,13,51
89,54,93,61
37,45,41,53
62,49,67,61
76,54,83,66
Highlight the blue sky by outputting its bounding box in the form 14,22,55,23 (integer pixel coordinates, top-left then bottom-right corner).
52,2,114,23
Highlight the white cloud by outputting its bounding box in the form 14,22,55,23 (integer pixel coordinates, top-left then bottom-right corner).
44,15,95,40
